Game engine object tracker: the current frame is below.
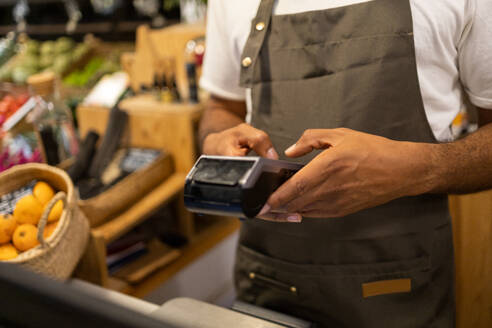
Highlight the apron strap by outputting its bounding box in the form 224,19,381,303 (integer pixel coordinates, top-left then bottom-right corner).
239,0,275,87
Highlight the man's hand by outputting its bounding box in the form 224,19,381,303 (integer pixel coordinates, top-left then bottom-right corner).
203,123,279,159
203,123,305,222
259,128,437,221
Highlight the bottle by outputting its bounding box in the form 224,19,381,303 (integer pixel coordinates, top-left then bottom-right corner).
152,73,162,101
27,72,79,166
184,37,205,103
139,83,151,95
169,73,181,103
160,73,174,104
186,63,198,103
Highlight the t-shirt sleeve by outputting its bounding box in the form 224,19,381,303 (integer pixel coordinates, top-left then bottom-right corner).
200,0,246,100
459,0,492,109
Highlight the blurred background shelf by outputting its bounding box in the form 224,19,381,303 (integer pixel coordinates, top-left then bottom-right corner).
0,0,181,41
0,21,179,38
104,216,240,298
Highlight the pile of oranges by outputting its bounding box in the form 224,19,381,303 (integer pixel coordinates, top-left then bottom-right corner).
0,181,64,261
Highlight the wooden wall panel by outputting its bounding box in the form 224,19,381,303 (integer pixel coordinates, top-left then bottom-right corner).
132,24,205,98
449,191,492,328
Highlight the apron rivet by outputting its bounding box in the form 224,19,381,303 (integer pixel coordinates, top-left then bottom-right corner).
290,286,297,293
255,22,265,31
242,57,252,68
249,272,256,279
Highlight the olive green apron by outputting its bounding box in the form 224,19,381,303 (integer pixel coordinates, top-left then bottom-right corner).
236,0,455,327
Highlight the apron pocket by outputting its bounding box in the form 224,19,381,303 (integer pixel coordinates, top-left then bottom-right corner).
237,244,430,277
248,271,298,296
235,244,435,327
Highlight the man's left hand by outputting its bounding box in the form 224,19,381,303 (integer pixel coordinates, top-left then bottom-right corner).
259,128,437,221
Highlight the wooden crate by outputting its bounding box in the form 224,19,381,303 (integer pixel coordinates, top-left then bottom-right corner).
74,96,240,295
77,96,200,241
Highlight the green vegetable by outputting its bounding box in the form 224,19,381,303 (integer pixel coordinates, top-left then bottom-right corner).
55,37,74,54
0,65,13,81
11,66,36,84
63,57,110,87
52,53,72,74
72,43,90,61
25,40,40,55
40,41,55,56
39,55,54,69
20,54,39,71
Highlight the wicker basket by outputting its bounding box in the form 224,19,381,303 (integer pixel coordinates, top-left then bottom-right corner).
0,163,90,280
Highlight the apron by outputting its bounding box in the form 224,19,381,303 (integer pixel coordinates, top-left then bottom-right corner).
236,0,455,327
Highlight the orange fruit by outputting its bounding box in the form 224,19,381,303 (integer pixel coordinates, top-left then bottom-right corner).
43,221,58,240
45,200,64,222
33,181,55,205
14,195,43,225
0,243,18,260
12,224,39,252
0,214,17,244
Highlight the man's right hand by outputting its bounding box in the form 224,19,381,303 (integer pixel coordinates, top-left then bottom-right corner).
202,123,279,159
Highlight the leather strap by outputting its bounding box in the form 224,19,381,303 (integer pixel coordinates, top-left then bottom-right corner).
239,0,276,87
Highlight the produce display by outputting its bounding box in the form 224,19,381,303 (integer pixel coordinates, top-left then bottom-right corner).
0,132,43,172
0,32,125,173
64,56,119,88
0,92,29,128
0,89,42,172
0,84,43,172
0,181,64,260
0,37,91,84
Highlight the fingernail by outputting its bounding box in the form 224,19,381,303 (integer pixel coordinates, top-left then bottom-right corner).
266,148,278,159
285,144,296,154
287,215,302,223
259,204,271,216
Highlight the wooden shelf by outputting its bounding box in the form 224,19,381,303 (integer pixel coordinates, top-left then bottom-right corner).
107,276,134,295
79,215,240,298
93,173,187,244
0,0,62,5
117,216,240,298
112,239,182,285
0,21,150,36
75,96,203,289
119,95,203,117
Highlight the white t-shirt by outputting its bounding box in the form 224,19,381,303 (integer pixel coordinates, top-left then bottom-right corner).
200,0,492,142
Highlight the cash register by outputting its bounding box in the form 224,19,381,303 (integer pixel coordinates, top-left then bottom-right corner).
0,263,313,328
